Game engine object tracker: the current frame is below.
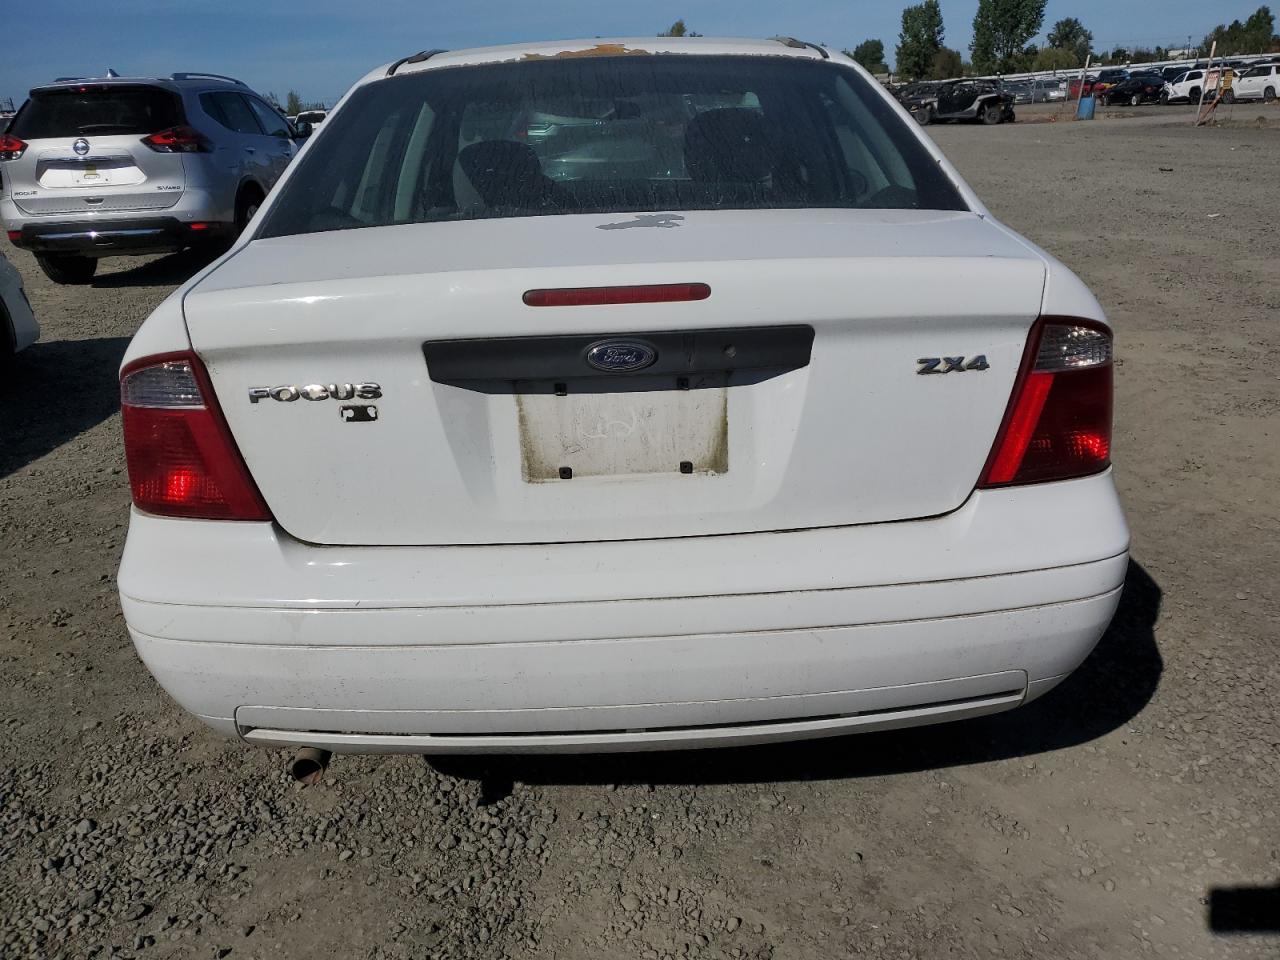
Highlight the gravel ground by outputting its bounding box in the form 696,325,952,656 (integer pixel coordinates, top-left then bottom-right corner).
2,115,1278,960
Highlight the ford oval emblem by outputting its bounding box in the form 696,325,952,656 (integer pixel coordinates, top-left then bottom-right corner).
585,339,658,373
73,138,90,156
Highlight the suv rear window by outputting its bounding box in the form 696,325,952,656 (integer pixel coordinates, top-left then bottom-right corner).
9,85,182,139
258,55,967,239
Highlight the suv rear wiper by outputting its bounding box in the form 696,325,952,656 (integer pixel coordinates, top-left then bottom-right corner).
77,123,137,133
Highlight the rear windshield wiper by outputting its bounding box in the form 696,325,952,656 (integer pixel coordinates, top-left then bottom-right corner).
77,123,139,133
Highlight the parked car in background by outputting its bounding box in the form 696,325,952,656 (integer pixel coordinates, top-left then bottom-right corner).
0,73,298,283
1089,68,1129,100
922,79,1015,124
116,37,1123,762
1068,74,1099,98
1104,75,1165,106
0,249,39,364
1162,69,1206,103
1033,78,1067,102
1229,62,1279,102
294,109,327,127
1003,80,1033,104
1162,67,1233,104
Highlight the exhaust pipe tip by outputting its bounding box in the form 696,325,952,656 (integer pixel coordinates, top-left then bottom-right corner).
289,747,331,785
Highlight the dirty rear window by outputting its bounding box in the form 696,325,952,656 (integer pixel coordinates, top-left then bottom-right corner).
9,85,182,139
257,55,967,238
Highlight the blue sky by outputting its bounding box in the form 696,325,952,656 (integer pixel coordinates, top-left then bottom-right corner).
0,0,1242,108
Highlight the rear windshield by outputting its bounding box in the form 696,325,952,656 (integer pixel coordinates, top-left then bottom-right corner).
258,55,967,239
9,85,182,139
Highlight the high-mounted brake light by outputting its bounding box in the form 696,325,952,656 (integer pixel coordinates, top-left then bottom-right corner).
0,134,28,161
120,352,271,520
141,125,212,153
979,319,1113,488
523,283,711,307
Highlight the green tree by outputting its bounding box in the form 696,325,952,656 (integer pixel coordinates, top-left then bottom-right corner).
929,46,964,78
1032,46,1078,71
660,19,702,37
896,0,946,79
849,38,888,72
285,91,304,116
1107,46,1130,63
1203,6,1275,55
970,0,1048,73
1046,17,1092,64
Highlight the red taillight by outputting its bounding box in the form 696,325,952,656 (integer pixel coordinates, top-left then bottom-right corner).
979,319,1113,488
141,125,211,153
523,283,711,307
6,230,20,243
120,353,271,520
0,133,27,161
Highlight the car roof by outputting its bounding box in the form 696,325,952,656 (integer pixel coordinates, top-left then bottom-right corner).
29,73,248,95
361,36,834,85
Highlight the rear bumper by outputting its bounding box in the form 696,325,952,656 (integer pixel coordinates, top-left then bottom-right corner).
119,472,1129,753
9,216,231,255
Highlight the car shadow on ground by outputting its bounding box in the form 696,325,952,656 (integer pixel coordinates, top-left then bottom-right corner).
90,248,219,289
0,336,130,479
429,559,1162,795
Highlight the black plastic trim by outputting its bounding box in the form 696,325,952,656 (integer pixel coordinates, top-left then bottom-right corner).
424,325,814,386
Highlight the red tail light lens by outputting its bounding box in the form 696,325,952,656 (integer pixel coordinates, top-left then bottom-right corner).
6,230,21,243
120,353,271,520
979,319,1113,488
523,283,711,307
141,125,212,153
0,134,28,161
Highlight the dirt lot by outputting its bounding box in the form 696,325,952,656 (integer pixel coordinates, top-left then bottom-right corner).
2,115,1278,960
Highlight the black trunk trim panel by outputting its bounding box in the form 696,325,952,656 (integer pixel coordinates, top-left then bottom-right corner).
424,325,814,387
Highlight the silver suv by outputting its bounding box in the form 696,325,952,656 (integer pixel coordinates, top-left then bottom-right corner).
0,73,299,283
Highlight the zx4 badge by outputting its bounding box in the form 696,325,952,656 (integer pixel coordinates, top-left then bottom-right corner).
916,355,990,375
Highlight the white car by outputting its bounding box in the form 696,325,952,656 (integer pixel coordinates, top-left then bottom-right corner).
1,250,39,361
1162,67,1233,104
1227,63,1279,102
117,37,1127,762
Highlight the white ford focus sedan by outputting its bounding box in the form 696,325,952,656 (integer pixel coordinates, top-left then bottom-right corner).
117,37,1127,757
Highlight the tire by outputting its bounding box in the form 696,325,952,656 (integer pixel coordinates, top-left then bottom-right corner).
1265,87,1276,103
34,253,97,285
1189,87,1201,102
981,103,1002,125
0,306,15,372
1159,91,1169,105
1223,89,1235,104
234,187,265,236
1130,93,1142,107
913,105,933,126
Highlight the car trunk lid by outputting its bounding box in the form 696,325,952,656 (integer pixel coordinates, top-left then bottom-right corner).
184,209,1046,546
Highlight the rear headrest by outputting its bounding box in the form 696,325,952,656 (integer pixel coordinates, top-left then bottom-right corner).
457,140,555,209
683,108,775,182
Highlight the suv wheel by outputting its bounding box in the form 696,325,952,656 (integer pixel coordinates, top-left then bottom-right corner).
914,105,934,126
0,305,15,372
1130,93,1142,107
235,188,266,236
1189,86,1201,102
1265,87,1276,103
35,254,97,285
1222,89,1235,104
1159,90,1170,105
981,102,1002,125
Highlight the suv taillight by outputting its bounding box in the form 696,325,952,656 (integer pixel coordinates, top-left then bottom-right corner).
978,319,1113,488
120,353,272,520
141,125,211,153
0,134,27,161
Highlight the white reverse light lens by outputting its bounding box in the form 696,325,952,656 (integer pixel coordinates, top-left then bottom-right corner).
121,360,205,408
1035,324,1112,372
